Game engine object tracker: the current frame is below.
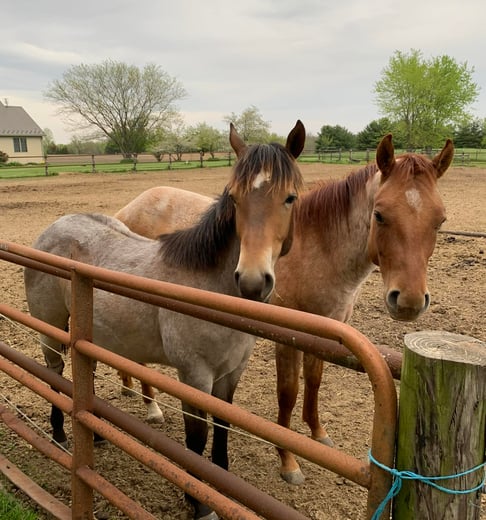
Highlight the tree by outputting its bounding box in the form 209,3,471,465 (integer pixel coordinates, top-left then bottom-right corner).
374,49,479,149
223,106,271,143
153,119,192,161
185,123,225,158
356,118,404,149
315,124,356,152
453,118,484,148
44,60,187,158
42,128,55,154
67,137,106,155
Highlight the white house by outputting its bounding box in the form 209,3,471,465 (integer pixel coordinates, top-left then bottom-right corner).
0,100,44,164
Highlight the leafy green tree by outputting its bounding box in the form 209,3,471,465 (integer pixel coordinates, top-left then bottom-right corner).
153,119,192,161
105,139,121,154
67,137,106,154
356,118,404,149
453,118,484,148
266,132,286,145
374,49,479,149
186,123,225,158
315,125,356,152
223,106,271,143
42,128,55,154
44,60,187,158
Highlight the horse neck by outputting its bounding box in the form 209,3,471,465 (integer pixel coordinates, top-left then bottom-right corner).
274,169,380,318
159,194,242,295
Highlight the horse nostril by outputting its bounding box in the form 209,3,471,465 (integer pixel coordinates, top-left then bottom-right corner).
234,270,274,301
263,273,275,300
387,290,400,309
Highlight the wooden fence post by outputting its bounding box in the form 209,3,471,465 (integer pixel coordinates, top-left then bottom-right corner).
393,331,486,519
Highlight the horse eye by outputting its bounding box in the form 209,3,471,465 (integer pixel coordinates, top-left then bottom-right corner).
285,194,297,206
374,210,385,224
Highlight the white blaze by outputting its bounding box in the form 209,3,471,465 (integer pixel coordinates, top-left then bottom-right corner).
405,188,422,212
252,170,270,189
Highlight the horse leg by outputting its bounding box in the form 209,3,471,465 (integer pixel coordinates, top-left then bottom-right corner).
275,343,305,485
303,353,333,447
118,370,136,396
41,334,68,447
181,401,218,520
118,365,164,423
210,370,244,471
140,378,164,423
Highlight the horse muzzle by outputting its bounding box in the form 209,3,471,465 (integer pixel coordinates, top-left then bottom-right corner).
234,269,275,302
385,289,430,321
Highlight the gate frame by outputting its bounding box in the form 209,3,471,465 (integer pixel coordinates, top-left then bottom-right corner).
0,240,397,519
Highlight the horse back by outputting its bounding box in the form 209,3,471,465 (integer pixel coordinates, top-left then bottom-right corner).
115,187,212,239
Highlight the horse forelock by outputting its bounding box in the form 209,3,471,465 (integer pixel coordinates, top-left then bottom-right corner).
159,189,236,270
392,153,439,185
228,143,304,195
296,164,378,231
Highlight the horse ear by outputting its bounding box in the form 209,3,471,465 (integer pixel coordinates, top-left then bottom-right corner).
432,139,454,178
376,133,395,179
286,120,306,159
229,123,247,158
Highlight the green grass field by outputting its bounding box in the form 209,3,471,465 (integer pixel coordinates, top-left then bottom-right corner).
0,487,38,520
0,158,231,179
0,148,484,180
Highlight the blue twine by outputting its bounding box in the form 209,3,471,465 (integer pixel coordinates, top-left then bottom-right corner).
368,450,486,520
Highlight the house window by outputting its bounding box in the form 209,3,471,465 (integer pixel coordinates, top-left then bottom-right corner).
13,137,28,153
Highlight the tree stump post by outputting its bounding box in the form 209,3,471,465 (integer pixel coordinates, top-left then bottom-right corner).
393,331,486,519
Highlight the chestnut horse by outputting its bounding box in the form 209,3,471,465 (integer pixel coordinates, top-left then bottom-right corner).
24,121,305,520
115,134,454,485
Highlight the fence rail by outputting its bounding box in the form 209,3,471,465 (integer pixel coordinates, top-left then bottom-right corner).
0,240,398,519
2,147,485,176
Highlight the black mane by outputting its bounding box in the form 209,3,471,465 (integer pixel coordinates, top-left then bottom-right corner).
159,187,235,270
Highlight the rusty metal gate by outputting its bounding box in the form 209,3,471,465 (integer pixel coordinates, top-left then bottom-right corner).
0,240,398,519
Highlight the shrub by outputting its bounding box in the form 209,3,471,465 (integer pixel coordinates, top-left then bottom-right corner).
0,151,8,163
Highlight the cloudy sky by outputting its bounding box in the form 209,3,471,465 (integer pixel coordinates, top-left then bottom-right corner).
2,0,485,143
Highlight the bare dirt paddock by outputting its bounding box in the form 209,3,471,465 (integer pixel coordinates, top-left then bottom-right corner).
0,162,484,519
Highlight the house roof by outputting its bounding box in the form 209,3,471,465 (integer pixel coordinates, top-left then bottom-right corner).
0,100,44,137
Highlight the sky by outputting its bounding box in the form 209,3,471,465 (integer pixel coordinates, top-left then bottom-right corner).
2,0,486,144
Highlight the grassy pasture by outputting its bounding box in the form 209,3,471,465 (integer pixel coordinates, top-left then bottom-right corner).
1,147,485,179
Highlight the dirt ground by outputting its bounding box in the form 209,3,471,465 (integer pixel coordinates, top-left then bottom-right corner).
0,161,484,519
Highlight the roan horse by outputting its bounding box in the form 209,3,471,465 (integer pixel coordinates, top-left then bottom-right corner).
113,134,455,486
24,121,306,520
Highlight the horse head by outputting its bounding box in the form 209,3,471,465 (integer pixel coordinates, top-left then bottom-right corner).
228,120,305,301
368,134,454,320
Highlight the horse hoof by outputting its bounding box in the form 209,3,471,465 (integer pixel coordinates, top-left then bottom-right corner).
280,469,305,486
196,512,218,520
316,435,334,448
314,435,334,448
54,438,69,450
147,414,165,424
